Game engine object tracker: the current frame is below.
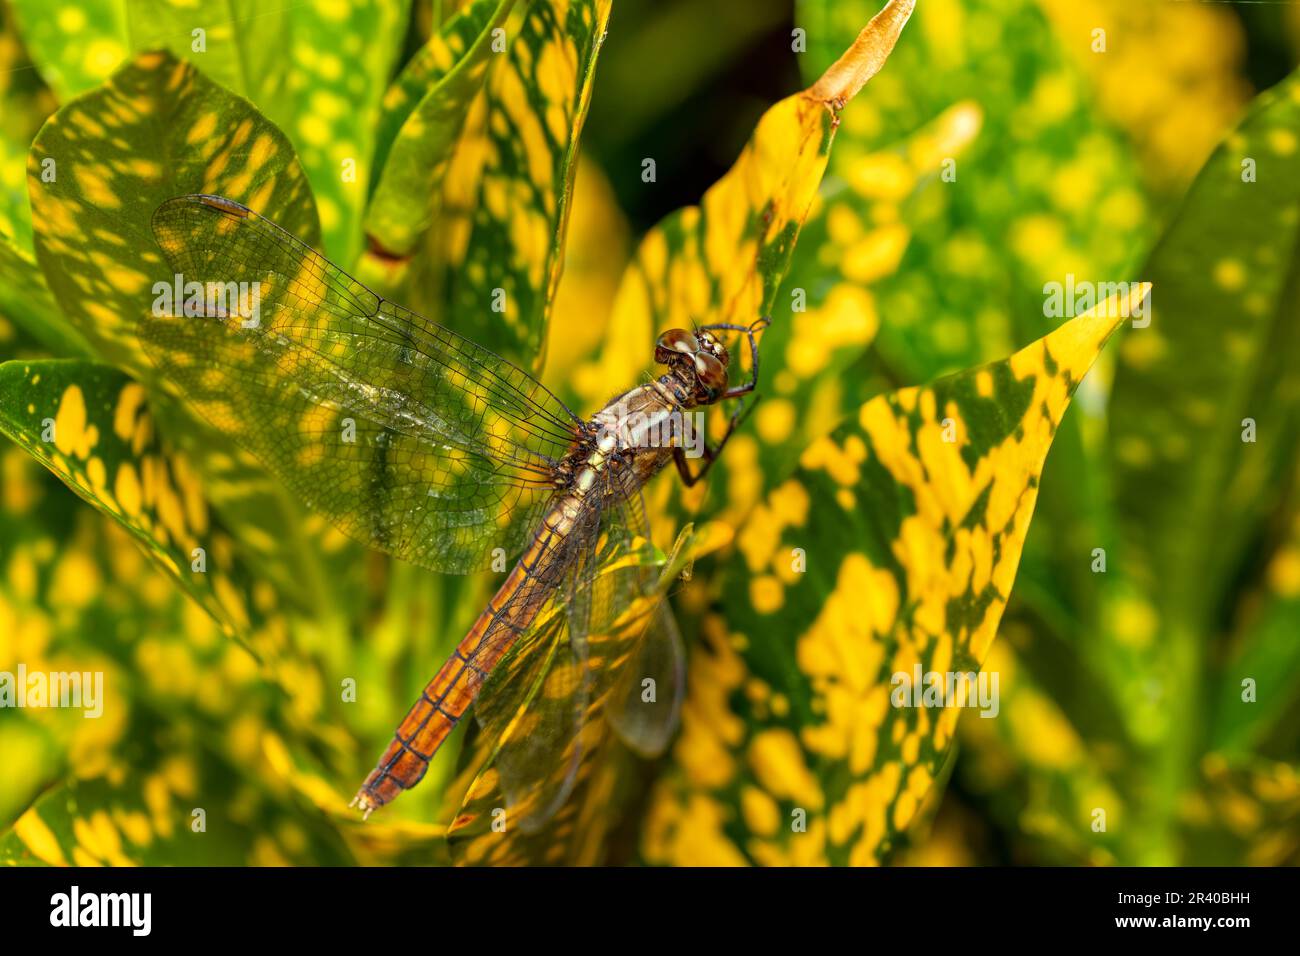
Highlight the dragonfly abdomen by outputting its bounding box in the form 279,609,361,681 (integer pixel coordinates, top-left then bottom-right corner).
351,493,585,816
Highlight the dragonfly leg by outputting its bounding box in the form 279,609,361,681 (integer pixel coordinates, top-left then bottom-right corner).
674,394,760,487
697,315,770,400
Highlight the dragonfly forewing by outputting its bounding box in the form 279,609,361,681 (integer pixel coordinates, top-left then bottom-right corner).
143,195,583,573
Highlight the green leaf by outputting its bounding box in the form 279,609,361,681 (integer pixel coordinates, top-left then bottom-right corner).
364,0,517,257
0,2,56,248
10,0,410,263
0,359,272,643
28,50,318,377
368,0,613,367
1111,67,1300,632
22,52,352,612
642,286,1148,866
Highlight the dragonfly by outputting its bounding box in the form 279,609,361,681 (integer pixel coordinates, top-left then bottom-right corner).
142,194,769,831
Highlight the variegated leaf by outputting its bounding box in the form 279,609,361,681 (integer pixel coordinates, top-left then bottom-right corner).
0,360,271,645
9,0,409,263
576,0,916,541
642,285,1149,866
364,0,517,259
377,0,612,369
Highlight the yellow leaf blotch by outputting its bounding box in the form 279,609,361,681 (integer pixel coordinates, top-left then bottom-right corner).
113,383,147,441
748,728,824,811
114,463,142,517
16,810,69,866
673,645,744,789
54,384,98,459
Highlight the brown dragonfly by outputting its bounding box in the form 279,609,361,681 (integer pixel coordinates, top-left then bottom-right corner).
142,194,768,830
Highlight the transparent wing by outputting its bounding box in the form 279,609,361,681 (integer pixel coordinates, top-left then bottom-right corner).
472,489,682,813
596,592,685,757
472,599,590,834
142,194,582,573
465,466,686,830
582,478,686,756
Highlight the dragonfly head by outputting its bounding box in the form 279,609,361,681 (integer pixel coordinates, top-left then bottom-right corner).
654,327,730,405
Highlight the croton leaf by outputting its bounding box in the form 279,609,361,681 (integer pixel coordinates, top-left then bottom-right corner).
4,0,127,106
9,0,409,263
642,284,1150,866
0,359,273,646
0,6,76,357
1111,65,1300,639
2,648,357,866
956,634,1127,865
23,50,353,613
0,0,56,249
386,0,613,369
0,237,91,359
27,50,317,376
441,523,728,866
799,0,1149,383
1094,69,1300,859
364,0,517,259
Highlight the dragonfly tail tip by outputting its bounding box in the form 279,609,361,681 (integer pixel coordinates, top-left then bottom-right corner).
350,791,377,821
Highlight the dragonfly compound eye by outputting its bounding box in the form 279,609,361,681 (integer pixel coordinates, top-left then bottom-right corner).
654,328,697,365
694,352,727,401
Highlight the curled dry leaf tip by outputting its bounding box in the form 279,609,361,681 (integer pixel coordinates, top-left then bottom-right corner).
805,0,915,109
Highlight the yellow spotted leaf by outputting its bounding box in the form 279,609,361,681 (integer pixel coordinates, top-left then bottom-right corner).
364,0,517,259
0,359,271,646
642,284,1150,866
27,50,318,378
364,0,613,370
441,523,731,866
9,0,409,263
